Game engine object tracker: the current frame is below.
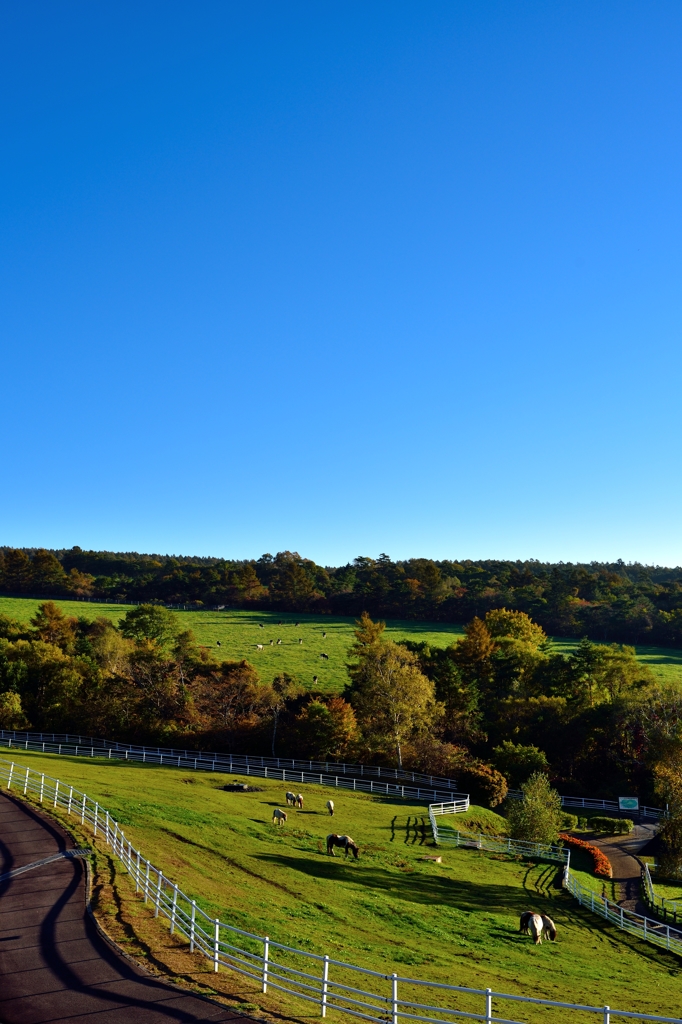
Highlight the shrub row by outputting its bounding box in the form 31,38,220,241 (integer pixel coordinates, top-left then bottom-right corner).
559,833,613,878
589,815,634,834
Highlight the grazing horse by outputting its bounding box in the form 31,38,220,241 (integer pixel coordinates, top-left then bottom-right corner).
320,653,329,660
295,793,304,809
327,834,359,859
528,914,545,945
541,914,557,941
519,911,534,935
255,644,264,651
285,791,297,806
272,808,287,825
326,799,334,816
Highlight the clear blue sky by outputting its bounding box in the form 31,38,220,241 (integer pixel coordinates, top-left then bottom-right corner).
2,2,681,566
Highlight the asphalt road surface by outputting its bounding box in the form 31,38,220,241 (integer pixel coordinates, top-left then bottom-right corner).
0,790,245,1023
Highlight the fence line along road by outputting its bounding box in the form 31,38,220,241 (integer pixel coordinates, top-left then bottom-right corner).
642,863,682,925
430,801,682,958
1,759,680,1024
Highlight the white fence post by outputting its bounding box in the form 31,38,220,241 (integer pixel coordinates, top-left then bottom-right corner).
94,802,99,836
135,850,141,892
39,773,45,803
604,1007,610,1024
7,762,13,790
144,859,150,904
68,786,73,814
190,900,196,952
321,954,329,1016
53,780,59,808
262,935,269,992
170,884,178,934
391,973,398,1024
24,766,29,794
213,919,220,972
485,988,493,1024
155,871,162,917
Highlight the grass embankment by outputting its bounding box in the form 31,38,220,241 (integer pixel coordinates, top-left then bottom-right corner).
3,749,681,1021
0,598,464,694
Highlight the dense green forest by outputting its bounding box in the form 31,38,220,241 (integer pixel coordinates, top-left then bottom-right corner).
3,545,682,648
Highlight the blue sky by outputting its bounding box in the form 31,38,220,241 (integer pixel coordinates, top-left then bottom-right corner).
1,1,681,566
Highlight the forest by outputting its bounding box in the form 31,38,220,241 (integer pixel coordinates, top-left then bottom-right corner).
1,598,681,812
2,545,682,648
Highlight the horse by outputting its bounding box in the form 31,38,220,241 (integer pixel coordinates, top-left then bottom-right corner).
541,914,557,941
272,808,287,825
285,791,297,806
519,911,534,935
528,913,545,945
327,833,359,859
295,793,304,808
326,799,334,816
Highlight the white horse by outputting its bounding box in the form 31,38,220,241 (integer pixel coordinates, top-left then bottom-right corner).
285,791,297,806
272,808,287,825
528,914,546,945
326,799,334,816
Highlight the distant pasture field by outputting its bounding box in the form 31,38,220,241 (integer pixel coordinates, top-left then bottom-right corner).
0,598,465,692
2,596,682,691
7,748,682,1021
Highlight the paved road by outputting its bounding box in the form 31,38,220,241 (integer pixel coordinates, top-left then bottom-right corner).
0,791,244,1023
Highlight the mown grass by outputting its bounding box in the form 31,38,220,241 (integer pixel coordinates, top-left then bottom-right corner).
0,598,464,693
4,748,681,1021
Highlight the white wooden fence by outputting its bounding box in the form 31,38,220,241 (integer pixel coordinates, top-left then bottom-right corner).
0,730,466,806
642,863,682,925
2,757,682,1024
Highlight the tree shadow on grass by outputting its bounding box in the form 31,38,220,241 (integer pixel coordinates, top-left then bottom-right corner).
253,852,561,916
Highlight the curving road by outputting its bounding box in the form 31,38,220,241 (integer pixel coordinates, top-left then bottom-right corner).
0,791,243,1023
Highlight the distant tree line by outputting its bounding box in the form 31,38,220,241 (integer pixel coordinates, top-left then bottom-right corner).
2,545,682,647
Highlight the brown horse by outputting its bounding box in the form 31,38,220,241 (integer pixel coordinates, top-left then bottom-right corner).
326,833,359,858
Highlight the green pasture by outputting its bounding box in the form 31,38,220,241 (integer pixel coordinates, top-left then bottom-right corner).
4,749,681,1019
3,595,682,690
0,597,464,692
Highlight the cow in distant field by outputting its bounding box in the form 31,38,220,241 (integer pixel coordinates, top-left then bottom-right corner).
320,653,329,660
255,644,264,651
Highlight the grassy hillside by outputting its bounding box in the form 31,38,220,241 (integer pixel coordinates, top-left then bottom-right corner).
5,749,681,1020
0,598,464,692
3,595,682,692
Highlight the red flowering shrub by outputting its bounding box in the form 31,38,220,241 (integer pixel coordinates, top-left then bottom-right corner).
559,833,613,878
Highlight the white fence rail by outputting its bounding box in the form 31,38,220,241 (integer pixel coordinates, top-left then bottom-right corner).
506,790,664,821
0,731,466,806
429,803,569,865
0,730,460,790
642,864,682,924
1,758,681,1024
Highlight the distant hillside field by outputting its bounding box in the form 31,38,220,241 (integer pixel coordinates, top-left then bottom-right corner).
0,598,465,693
2,596,682,692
